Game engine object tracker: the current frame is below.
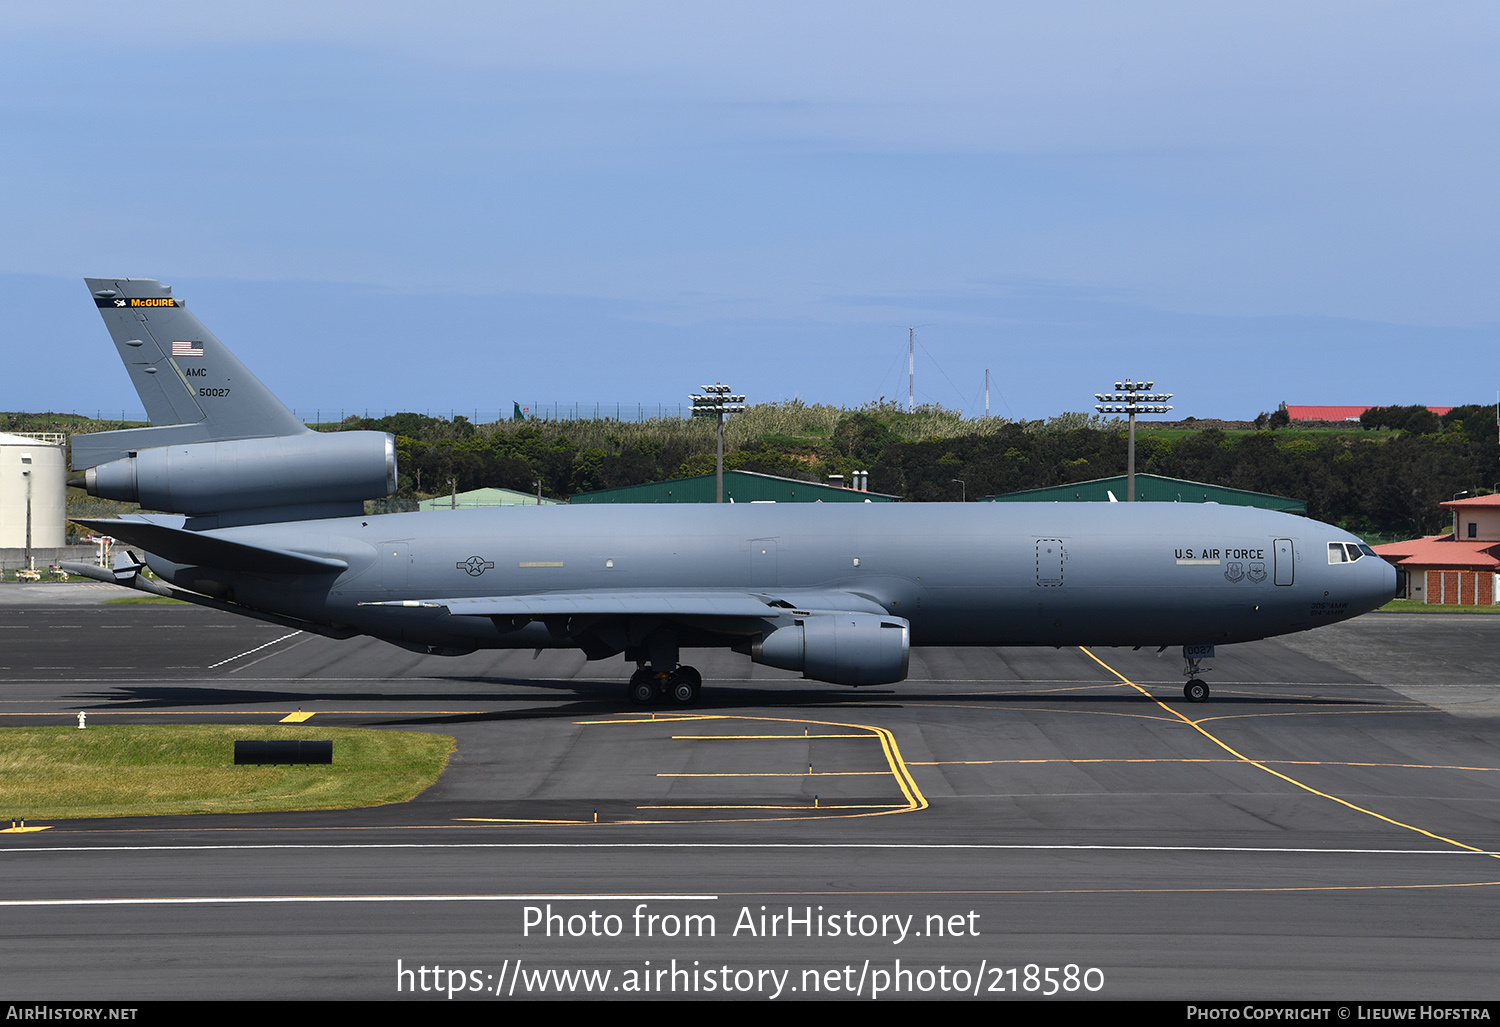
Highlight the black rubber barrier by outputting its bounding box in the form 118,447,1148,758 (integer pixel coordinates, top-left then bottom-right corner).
234,740,333,766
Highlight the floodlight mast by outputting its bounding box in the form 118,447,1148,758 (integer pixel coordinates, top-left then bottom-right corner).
1094,378,1173,502
689,383,746,503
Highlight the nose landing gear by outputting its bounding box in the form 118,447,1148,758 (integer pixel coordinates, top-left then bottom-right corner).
1181,645,1214,703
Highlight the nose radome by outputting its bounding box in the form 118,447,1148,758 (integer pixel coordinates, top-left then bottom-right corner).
1363,558,1398,609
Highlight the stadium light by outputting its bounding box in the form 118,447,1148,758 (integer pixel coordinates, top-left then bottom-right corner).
1094,378,1172,502
689,383,746,503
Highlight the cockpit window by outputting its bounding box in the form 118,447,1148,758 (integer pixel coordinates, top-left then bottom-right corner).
1328,542,1364,564
1358,543,1376,558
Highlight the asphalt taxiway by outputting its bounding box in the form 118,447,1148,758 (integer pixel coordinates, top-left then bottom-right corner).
0,584,1497,1000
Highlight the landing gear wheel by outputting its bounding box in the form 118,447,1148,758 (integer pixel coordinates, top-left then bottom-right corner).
1183,679,1210,703
670,666,702,706
628,668,657,705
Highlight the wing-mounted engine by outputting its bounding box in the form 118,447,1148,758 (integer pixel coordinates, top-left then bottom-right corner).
79,431,397,521
751,612,911,685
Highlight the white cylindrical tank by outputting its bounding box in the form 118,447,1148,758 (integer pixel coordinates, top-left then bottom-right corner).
0,433,67,548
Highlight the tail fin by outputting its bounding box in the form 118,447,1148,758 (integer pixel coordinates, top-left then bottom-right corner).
74,278,308,468
74,278,395,526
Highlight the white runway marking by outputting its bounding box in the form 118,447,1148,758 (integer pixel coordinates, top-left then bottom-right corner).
0,893,716,908
207,631,303,669
1,841,1492,857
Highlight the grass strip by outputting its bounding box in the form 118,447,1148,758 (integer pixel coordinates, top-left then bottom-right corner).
1377,599,1500,614
0,725,453,820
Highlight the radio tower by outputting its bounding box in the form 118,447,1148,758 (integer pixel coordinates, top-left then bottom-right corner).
908,327,916,413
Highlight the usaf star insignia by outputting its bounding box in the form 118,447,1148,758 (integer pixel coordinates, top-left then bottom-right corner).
458,555,495,576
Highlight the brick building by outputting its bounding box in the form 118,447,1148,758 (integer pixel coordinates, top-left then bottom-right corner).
1374,495,1500,605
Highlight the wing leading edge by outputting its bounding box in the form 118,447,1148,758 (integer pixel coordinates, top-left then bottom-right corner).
360,589,890,619
361,588,909,687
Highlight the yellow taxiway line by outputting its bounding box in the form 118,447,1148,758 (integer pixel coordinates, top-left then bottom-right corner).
1081,647,1499,861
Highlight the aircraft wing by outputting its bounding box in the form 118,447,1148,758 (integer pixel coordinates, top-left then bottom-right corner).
364,588,908,679
363,589,890,619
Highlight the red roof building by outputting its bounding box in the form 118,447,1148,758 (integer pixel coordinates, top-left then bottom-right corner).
1373,495,1500,604
1286,405,1453,423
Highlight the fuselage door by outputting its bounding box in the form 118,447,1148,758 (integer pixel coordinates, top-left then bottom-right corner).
1274,538,1294,586
750,538,778,587
1036,539,1064,587
381,541,411,591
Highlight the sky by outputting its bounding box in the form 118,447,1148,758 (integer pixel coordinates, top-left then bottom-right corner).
2,2,1497,422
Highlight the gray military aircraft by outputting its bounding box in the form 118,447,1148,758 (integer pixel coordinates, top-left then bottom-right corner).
64,277,1397,704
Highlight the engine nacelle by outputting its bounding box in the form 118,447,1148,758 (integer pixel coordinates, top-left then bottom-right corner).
751,612,911,685
82,431,396,516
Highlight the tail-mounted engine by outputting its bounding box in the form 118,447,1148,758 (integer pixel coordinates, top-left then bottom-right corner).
79,431,397,518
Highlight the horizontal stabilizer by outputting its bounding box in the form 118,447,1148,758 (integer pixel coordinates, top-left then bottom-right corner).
72,518,347,575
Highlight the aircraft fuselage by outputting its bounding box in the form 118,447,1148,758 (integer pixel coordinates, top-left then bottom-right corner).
143,500,1395,656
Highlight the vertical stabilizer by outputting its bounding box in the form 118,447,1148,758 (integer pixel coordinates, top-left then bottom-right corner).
76,278,310,468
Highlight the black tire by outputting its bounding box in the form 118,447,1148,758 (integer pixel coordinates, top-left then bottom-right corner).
1183,679,1210,703
670,667,702,705
628,669,657,705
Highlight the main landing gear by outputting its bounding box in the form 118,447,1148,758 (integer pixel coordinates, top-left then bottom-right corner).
627,664,702,706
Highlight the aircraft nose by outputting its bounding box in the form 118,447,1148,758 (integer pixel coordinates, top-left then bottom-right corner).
1365,557,1398,609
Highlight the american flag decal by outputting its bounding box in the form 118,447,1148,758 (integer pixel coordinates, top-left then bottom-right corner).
171,340,204,357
